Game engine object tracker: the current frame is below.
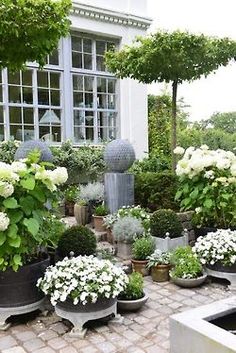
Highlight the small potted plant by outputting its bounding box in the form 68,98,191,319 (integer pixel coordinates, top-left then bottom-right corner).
74,199,89,226
117,272,148,311
93,204,109,232
170,246,207,288
79,182,104,222
37,255,128,337
64,185,80,216
147,249,171,282
150,209,187,252
112,216,144,259
131,237,155,276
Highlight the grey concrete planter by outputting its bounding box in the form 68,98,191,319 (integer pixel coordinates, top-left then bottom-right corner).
170,272,207,288
152,233,188,252
116,242,132,260
117,292,149,311
74,204,89,226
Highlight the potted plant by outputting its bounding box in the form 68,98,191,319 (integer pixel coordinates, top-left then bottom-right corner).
37,255,128,336
93,204,109,232
147,249,171,282
74,199,89,226
117,272,148,311
131,237,155,276
57,225,97,259
112,216,145,259
0,152,68,327
150,209,187,251
79,182,104,222
175,145,236,235
64,185,80,216
169,246,207,288
193,229,236,286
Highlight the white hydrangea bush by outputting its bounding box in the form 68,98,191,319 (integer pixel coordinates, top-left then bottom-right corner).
193,229,236,267
37,255,129,306
175,145,236,228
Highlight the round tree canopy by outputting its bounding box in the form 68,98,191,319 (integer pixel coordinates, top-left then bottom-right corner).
0,0,71,71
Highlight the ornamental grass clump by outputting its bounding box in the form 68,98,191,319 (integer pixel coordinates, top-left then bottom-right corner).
150,209,183,238
193,229,236,266
0,151,68,271
37,255,129,306
57,225,97,258
175,145,236,228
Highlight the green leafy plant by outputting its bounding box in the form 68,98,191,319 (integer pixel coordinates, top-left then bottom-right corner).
0,152,68,271
134,172,179,211
132,237,155,260
64,185,80,203
170,246,203,279
147,249,170,268
112,216,145,243
38,214,66,251
150,209,183,238
119,272,144,300
57,225,97,258
0,140,21,163
0,0,71,71
94,204,108,216
129,155,170,174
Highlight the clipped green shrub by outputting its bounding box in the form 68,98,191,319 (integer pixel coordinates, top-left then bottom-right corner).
134,171,179,211
150,209,183,239
132,237,155,260
119,272,144,300
57,225,97,258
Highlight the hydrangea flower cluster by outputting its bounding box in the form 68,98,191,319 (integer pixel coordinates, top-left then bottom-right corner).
193,229,236,266
0,212,10,231
37,256,129,306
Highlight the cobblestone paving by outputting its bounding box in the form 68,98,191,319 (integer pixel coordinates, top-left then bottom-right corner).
0,277,233,353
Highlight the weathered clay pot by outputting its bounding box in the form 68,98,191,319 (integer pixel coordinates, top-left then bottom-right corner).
117,292,148,311
93,215,106,232
0,256,50,308
74,204,89,225
131,259,149,277
65,201,75,216
170,272,207,288
151,264,170,282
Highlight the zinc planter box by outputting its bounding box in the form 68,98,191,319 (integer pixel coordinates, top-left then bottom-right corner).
170,296,236,353
152,232,188,252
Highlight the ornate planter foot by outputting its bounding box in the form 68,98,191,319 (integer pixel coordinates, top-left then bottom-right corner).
0,318,11,331
69,326,87,338
110,313,124,324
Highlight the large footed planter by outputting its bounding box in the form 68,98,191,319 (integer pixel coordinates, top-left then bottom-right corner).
206,262,236,289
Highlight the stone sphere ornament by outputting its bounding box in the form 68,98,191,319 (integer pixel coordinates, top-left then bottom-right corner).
104,139,136,172
14,140,53,162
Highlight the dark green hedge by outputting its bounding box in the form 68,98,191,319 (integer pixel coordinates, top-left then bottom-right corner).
134,171,179,211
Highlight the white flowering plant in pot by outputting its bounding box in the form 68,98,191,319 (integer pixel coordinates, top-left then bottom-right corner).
193,229,236,267
37,255,129,306
174,145,236,228
0,151,68,271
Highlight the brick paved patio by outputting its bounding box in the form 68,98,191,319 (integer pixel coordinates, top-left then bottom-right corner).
0,277,232,353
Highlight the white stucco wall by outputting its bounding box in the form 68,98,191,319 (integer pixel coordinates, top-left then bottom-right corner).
71,0,151,158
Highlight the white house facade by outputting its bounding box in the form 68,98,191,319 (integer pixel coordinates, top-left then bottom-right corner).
0,0,151,158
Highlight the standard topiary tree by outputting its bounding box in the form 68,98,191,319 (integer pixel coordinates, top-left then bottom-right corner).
57,225,97,258
150,209,183,239
106,30,236,170
0,0,71,71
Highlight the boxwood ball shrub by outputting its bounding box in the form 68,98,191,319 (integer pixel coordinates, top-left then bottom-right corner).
57,225,97,258
150,209,183,239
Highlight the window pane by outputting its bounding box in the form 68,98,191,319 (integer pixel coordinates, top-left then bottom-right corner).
108,112,117,128
98,127,108,141
48,49,59,66
10,125,22,141
23,108,34,124
23,126,35,141
38,89,49,105
38,72,48,88
96,56,105,71
73,75,83,91
85,127,94,141
72,36,82,52
9,107,22,124
74,126,85,142
73,93,84,107
9,86,21,103
52,126,61,142
85,93,93,108
96,41,106,55
22,87,33,104
107,42,115,52
108,94,115,109
22,70,32,86
85,112,94,126
98,112,108,127
83,39,92,53
74,110,84,125
97,94,107,109
0,125,4,141
84,54,92,70
0,86,2,102
39,108,61,124
84,76,93,92
72,52,82,68
0,106,4,123
108,79,115,93
97,78,106,93
51,90,60,106
39,125,50,139
50,73,60,89
8,72,20,85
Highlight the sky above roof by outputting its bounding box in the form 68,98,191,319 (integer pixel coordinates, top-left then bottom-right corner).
147,0,236,121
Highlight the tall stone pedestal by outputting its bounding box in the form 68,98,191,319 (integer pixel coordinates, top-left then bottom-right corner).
104,173,134,214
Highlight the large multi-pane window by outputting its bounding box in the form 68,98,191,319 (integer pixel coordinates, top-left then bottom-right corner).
0,33,118,144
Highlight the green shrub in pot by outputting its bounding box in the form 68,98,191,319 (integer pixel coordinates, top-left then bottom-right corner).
132,237,155,261
94,204,109,216
150,209,183,238
119,272,144,300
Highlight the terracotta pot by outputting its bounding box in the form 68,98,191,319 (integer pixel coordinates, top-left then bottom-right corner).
131,259,149,276
74,204,89,225
65,201,75,216
151,264,170,282
106,228,114,244
93,215,106,232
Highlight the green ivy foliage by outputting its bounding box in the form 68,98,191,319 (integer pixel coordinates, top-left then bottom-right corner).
0,0,71,71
